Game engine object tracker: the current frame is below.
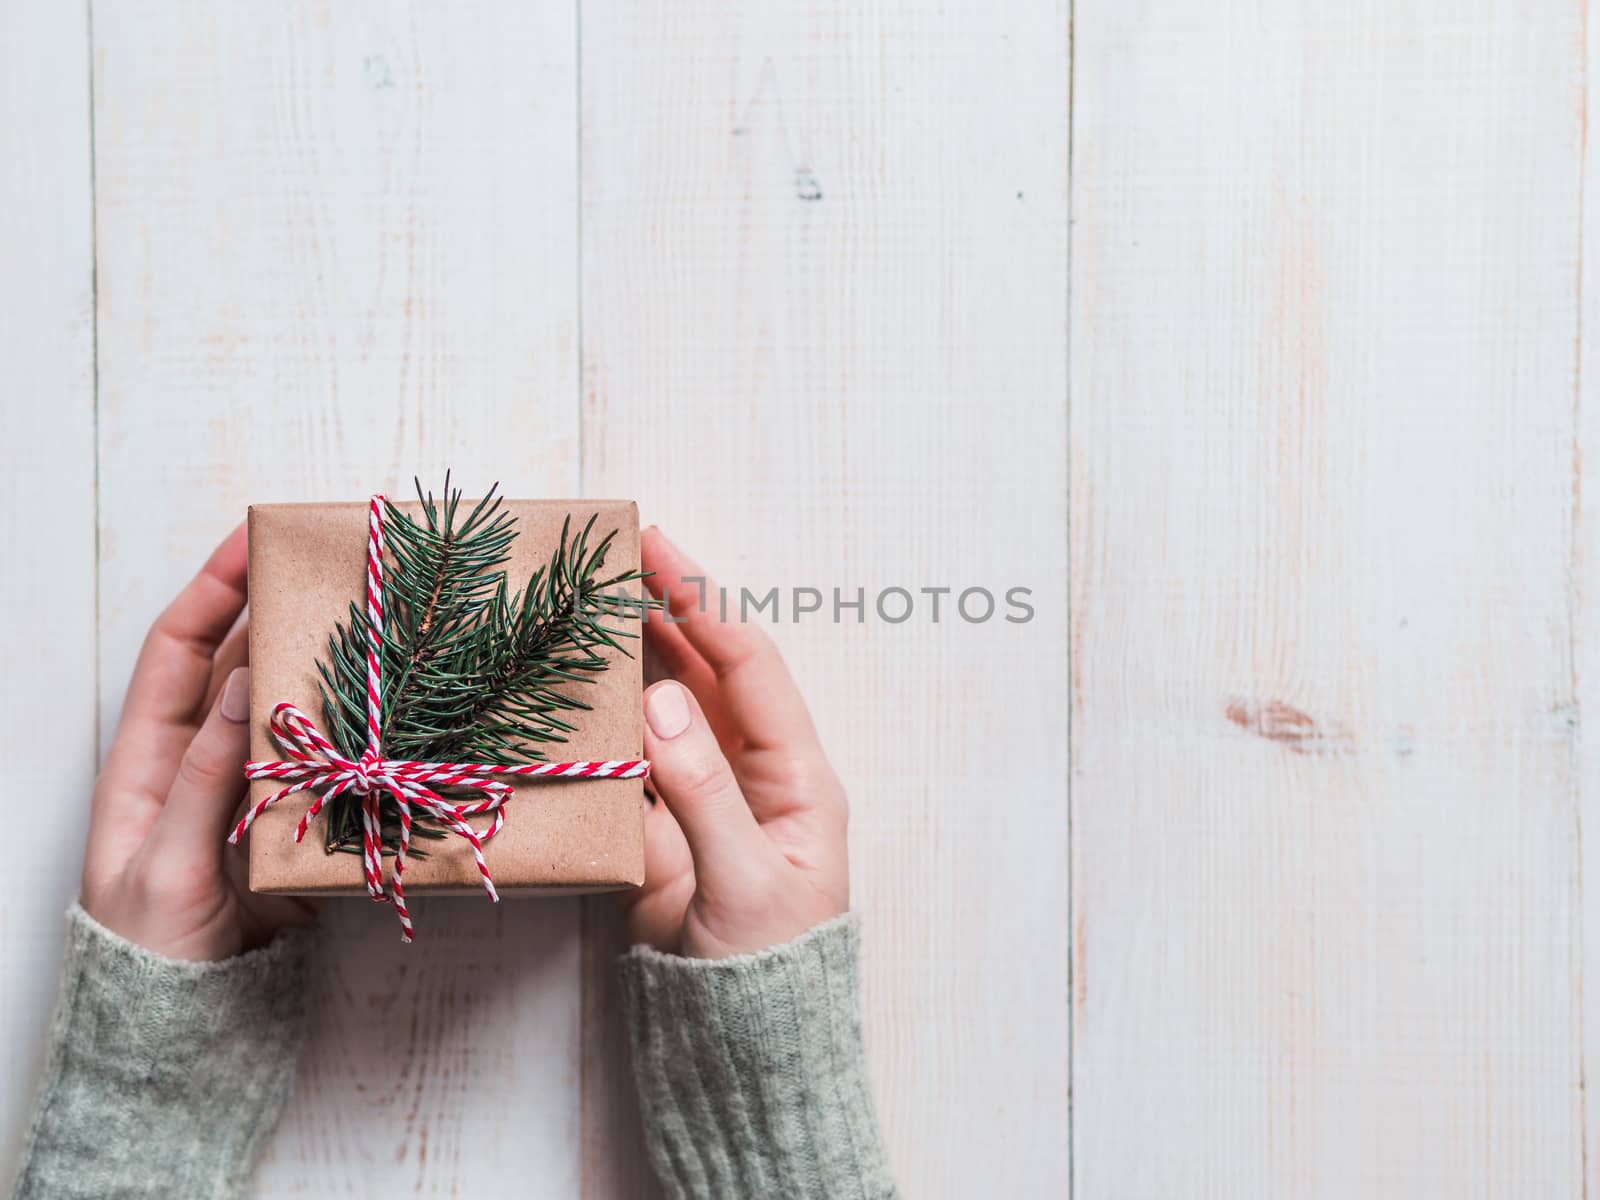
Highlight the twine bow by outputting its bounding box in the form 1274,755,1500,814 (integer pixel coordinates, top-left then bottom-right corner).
229,495,649,942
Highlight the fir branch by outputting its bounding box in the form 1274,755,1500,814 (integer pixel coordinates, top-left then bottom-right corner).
315,477,653,856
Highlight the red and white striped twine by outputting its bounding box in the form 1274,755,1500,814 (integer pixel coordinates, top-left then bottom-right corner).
230,494,649,942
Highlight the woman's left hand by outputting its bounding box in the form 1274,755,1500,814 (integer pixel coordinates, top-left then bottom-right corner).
79,524,315,961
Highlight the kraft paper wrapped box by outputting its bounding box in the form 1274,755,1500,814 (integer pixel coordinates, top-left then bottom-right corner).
245,498,646,897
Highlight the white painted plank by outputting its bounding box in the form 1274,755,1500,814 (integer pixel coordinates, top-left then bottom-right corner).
0,0,96,1177
578,2,1071,1195
1071,4,1583,1195
90,3,583,1195
1579,3,1600,1195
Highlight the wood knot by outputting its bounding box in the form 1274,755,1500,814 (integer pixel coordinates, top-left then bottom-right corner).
1224,697,1350,755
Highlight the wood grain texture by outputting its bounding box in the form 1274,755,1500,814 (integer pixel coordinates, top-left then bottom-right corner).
1581,3,1600,1194
0,0,96,1173
1071,3,1584,1195
11,1,1591,1195
577,1,1072,1195
89,2,584,1194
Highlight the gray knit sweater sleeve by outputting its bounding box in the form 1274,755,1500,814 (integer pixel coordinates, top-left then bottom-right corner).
618,913,897,1200
11,905,313,1200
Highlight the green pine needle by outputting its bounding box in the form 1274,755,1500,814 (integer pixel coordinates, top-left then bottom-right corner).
314,474,653,856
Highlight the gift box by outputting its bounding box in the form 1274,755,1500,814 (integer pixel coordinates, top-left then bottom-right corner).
244,494,646,901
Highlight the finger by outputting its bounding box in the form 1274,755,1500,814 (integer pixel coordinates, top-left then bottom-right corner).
642,527,819,752
90,525,249,860
146,666,252,858
123,522,249,728
643,680,771,884
200,612,250,716
622,796,696,950
639,788,694,896
643,599,741,750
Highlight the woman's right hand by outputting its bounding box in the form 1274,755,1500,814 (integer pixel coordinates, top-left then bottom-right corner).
79,525,315,961
625,528,850,959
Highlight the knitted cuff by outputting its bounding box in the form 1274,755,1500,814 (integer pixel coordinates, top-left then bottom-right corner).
12,905,314,1200
618,914,896,1200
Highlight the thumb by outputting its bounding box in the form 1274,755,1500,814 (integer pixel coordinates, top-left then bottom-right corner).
644,681,769,885
149,666,253,858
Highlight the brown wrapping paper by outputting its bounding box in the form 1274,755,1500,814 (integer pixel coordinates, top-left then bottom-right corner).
246,499,645,896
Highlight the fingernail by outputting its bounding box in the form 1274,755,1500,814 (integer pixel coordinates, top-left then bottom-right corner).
220,667,251,723
645,682,692,739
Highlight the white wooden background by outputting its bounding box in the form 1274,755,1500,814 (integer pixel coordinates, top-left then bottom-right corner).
2,1,1592,1196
